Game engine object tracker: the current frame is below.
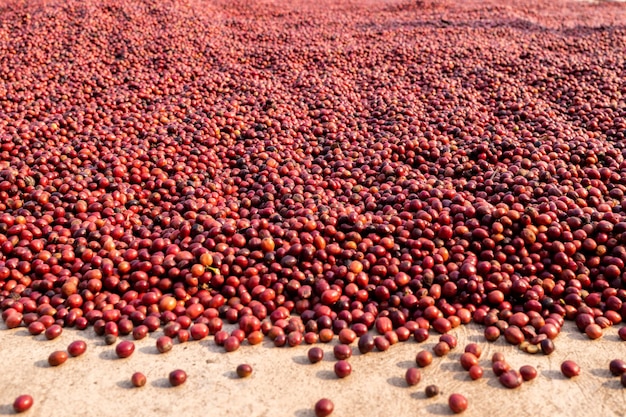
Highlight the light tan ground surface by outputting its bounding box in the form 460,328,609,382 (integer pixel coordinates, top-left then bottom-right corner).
1,321,625,416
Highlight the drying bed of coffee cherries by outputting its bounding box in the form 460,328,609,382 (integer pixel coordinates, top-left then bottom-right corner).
1,0,626,398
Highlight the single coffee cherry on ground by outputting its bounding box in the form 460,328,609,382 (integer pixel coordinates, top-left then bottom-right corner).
499,370,523,389
308,347,324,363
540,338,555,355
131,372,147,387
67,340,87,357
464,343,482,358
314,398,334,417
468,365,483,380
48,350,68,367
44,324,62,340
414,328,429,343
405,367,421,386
156,336,173,353
4,312,23,329
459,352,479,371
333,344,352,360
224,335,241,352
236,364,253,378
492,352,506,363
439,334,458,349
433,341,451,357
104,334,117,345
448,393,468,413
334,360,352,378
13,395,34,413
561,360,581,378
609,359,626,376
169,369,187,386
584,323,602,340
416,350,433,367
27,321,45,335
132,325,149,340
492,360,511,376
358,333,375,354
374,336,390,352
425,384,440,398
519,365,538,381
115,340,135,358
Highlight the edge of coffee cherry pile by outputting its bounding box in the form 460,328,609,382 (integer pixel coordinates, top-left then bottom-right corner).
2,0,626,414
